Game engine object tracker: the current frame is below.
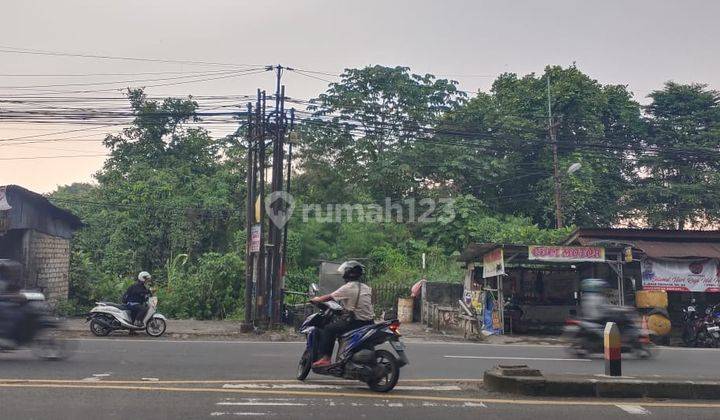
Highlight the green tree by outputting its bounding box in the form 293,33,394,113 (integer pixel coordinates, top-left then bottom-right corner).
297,65,465,202
631,82,720,229
420,65,646,228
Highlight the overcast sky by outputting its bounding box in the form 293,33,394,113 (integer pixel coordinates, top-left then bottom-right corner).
1,0,719,192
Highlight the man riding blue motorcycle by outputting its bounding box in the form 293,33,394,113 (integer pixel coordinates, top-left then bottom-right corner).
297,260,408,392
309,260,374,368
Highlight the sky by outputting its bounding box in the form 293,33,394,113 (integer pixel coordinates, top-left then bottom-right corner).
1,0,719,193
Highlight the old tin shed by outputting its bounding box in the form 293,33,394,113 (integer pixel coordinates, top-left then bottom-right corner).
0,185,82,305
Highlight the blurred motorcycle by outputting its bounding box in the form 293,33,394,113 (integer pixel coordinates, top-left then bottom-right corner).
0,290,73,360
563,306,656,359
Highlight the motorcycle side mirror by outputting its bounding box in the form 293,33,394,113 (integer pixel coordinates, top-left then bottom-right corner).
310,283,319,295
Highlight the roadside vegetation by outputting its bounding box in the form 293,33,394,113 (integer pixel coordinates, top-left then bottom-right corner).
50,65,720,318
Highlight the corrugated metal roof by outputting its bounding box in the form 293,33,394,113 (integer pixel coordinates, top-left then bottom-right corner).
2,185,82,229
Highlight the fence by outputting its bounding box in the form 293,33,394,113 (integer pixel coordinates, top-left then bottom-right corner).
372,283,410,318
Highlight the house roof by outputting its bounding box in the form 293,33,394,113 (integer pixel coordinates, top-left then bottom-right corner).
457,243,527,263
565,228,720,259
2,185,83,230
564,228,720,244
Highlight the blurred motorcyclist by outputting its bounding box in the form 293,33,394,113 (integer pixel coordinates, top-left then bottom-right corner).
310,260,374,368
0,279,22,347
580,278,611,322
123,271,152,327
578,278,641,346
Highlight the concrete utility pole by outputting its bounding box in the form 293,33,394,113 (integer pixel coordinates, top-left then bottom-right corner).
243,66,296,329
268,65,286,327
241,102,255,332
547,76,563,229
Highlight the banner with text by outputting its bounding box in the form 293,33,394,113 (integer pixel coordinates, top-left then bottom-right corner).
528,245,605,262
483,248,505,278
250,224,261,253
641,258,720,292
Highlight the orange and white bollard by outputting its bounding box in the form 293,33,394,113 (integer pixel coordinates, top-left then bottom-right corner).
604,322,621,376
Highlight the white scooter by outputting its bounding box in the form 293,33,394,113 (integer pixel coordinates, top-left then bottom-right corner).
87,296,167,337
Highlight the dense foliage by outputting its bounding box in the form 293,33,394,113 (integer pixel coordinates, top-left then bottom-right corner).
50,66,720,318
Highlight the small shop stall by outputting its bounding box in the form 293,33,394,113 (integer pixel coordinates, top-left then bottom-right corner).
564,228,720,334
459,243,622,334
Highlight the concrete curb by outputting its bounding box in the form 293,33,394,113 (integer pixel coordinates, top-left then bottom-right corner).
484,365,720,400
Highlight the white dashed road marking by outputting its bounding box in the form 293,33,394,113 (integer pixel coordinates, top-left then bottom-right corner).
221,383,461,391
82,373,112,382
616,404,650,415
217,402,307,407
444,355,591,362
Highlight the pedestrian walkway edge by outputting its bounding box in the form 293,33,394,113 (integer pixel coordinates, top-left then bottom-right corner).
483,365,720,400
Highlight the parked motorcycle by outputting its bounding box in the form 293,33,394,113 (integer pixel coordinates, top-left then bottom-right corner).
563,306,656,359
296,300,409,392
0,290,73,360
682,302,720,348
87,296,167,337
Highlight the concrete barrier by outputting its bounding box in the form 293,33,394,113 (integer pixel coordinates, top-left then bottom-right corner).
484,365,720,400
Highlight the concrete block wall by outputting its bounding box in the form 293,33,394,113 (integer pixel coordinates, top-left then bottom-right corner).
28,230,70,306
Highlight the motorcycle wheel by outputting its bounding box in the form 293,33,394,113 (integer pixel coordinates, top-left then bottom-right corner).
296,349,312,381
565,342,588,358
367,349,400,393
32,329,74,360
635,343,658,359
145,318,167,337
89,319,111,337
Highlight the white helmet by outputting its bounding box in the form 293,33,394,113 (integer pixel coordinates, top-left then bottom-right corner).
138,271,152,283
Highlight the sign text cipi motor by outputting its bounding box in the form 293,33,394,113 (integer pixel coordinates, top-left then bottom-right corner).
528,245,605,262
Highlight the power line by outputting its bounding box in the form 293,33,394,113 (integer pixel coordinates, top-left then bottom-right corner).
0,70,239,77
0,45,265,68
0,68,256,90
0,154,107,161
0,68,270,96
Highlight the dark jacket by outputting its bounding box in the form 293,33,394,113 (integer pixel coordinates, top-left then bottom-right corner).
123,282,150,304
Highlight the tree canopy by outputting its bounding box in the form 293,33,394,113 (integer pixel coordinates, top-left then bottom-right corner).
50,66,720,318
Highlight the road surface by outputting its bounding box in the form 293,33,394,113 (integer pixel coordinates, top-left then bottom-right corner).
1,337,719,419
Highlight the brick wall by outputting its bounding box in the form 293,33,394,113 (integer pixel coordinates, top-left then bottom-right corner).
27,230,70,306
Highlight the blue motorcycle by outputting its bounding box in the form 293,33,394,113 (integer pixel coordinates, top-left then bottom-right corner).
296,300,409,392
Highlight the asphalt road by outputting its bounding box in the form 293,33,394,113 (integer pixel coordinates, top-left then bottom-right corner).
2,337,720,419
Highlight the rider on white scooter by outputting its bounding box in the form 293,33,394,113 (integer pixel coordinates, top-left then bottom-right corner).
123,271,152,328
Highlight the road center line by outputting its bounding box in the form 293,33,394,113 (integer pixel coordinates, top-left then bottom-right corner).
2,383,720,410
444,355,591,362
222,383,462,391
217,402,306,406
0,378,481,385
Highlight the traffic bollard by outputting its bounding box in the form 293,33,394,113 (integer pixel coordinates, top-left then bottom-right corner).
604,322,621,376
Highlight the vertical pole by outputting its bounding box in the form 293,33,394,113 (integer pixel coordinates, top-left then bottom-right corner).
256,90,268,327
498,275,504,334
604,322,622,376
547,76,563,229
617,254,625,307
269,83,286,326
282,108,294,278
241,103,255,332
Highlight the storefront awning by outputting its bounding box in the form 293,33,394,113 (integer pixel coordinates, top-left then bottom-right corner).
577,237,720,259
